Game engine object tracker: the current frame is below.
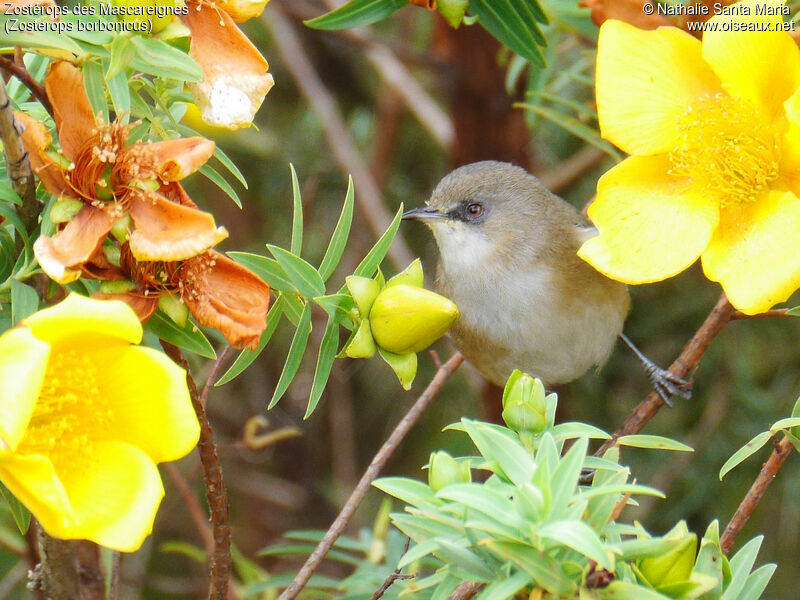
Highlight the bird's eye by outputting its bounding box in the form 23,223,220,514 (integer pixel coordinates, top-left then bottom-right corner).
466,203,483,218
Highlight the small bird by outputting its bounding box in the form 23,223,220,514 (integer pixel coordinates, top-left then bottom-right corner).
403,161,688,402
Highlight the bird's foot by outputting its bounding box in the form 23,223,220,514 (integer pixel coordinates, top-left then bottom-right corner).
644,362,692,406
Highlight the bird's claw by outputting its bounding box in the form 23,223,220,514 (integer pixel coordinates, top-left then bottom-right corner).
645,363,692,406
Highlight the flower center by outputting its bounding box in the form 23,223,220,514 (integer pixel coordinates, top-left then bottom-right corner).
15,350,111,461
668,93,780,207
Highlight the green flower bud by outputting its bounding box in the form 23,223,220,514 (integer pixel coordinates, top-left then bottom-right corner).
346,275,381,317
438,0,469,28
379,348,417,390
501,370,547,433
386,258,424,289
158,293,190,328
113,0,175,34
99,280,137,295
111,214,132,244
343,319,377,359
369,284,459,354
428,451,470,492
50,198,85,224
638,522,697,589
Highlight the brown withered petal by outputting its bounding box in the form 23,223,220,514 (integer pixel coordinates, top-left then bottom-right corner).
409,0,436,9
44,62,97,161
160,182,199,208
33,206,114,284
181,3,273,129
138,137,216,182
15,112,72,197
127,191,228,261
181,251,270,350
92,291,159,321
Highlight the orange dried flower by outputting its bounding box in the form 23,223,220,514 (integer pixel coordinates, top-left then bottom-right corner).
95,244,271,350
20,61,227,283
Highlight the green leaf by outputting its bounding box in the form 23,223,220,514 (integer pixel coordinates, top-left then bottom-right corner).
267,245,326,298
216,297,285,386
480,571,533,600
319,176,354,281
468,0,547,67
0,202,30,242
212,146,247,189
305,316,339,418
597,580,672,600
551,422,610,441
484,540,575,596
462,419,536,486
107,68,131,123
228,252,296,293
536,520,612,569
0,481,30,534
737,563,776,600
769,416,800,431
129,36,203,81
82,60,108,122
289,164,303,255
372,476,437,505
269,303,312,408
106,35,135,82
353,205,403,278
146,312,216,359
516,102,623,161
313,293,355,319
437,483,524,529
549,436,588,515
11,280,38,324
199,164,242,209
304,0,408,30
0,20,85,61
719,431,772,480
616,434,693,452
723,536,763,600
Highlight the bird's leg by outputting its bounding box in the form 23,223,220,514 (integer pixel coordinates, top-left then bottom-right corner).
619,333,692,406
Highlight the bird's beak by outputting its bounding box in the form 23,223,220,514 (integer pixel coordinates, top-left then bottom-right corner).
402,206,446,221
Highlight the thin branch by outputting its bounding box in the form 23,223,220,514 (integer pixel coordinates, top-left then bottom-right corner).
731,308,791,320
537,146,607,194
0,56,52,116
161,342,232,600
596,293,734,455
277,352,465,600
720,436,794,554
0,74,40,242
447,581,485,600
164,462,215,553
369,538,413,600
200,345,233,409
108,551,121,600
264,5,415,270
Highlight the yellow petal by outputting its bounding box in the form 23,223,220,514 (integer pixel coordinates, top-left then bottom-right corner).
596,20,721,155
578,155,719,283
0,453,73,536
24,293,143,350
702,190,800,314
86,345,199,462
49,440,164,552
702,0,800,122
0,328,49,451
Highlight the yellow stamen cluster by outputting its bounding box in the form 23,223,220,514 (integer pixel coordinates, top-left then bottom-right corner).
669,93,780,207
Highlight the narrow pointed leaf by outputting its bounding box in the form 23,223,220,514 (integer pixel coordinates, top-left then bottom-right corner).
719,431,772,480
305,0,408,30
269,303,312,408
289,164,303,255
147,312,216,359
617,435,693,452
319,176,354,281
11,280,38,325
353,205,403,278
268,245,326,298
228,252,296,293
305,316,339,418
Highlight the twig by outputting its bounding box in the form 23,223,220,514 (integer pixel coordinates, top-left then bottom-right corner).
161,342,232,600
108,551,121,600
369,538,413,600
264,5,415,270
447,581,485,600
720,436,794,554
277,352,465,600
164,462,215,553
200,345,233,409
596,293,734,455
537,146,607,194
0,55,52,116
0,74,39,243
731,308,791,319
74,541,105,600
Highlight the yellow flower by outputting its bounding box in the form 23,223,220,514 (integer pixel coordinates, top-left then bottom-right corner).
577,0,800,314
0,294,199,551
